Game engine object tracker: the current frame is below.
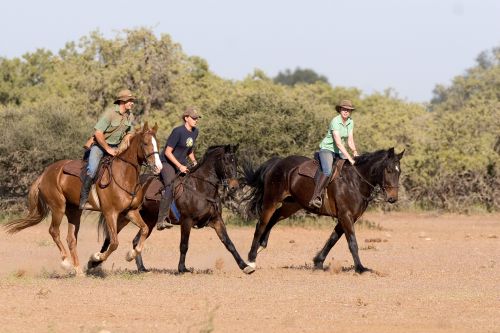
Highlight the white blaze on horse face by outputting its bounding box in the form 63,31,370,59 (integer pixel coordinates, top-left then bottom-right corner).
151,137,163,173
395,165,400,173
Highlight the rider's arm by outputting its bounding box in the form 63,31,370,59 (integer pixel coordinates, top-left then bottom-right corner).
347,131,358,157
94,130,117,156
188,151,197,166
333,131,355,165
165,146,188,173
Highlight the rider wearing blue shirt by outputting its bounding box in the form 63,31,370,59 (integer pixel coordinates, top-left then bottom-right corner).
156,107,200,230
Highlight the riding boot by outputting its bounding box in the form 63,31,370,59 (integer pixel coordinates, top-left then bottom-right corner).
156,188,173,230
79,175,93,209
308,172,330,209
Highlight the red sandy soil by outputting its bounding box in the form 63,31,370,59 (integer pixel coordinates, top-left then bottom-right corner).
0,212,498,332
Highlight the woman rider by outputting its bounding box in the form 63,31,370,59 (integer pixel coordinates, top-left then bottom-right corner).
309,99,359,209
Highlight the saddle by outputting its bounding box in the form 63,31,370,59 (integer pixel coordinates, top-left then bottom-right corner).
297,159,345,183
62,156,112,186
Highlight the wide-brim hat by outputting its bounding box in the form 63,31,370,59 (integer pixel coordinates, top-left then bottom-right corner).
114,89,136,104
182,106,202,119
335,99,355,112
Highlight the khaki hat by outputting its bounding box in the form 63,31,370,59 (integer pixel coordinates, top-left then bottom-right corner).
335,99,355,112
114,89,136,104
182,106,201,119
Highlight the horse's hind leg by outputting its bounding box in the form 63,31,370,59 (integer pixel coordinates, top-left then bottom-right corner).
313,221,344,269
248,203,277,267
210,217,254,274
65,206,83,276
258,203,301,253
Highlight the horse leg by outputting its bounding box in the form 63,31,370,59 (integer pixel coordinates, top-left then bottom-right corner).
338,215,370,273
89,214,129,270
258,203,301,253
178,219,192,273
65,206,84,276
133,215,155,272
313,222,344,269
123,209,149,262
89,211,119,264
248,203,277,267
210,217,255,274
47,208,71,270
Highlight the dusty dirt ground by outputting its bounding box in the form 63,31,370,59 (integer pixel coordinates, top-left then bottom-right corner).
0,212,498,333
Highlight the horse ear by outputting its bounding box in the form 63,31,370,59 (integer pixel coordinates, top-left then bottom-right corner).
388,147,395,158
152,123,159,133
143,121,149,131
397,149,405,160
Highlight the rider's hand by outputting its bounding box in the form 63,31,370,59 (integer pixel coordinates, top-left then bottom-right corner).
178,165,189,173
353,150,359,157
349,158,355,166
107,148,117,156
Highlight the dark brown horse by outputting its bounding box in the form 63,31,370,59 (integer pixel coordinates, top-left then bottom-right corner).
4,123,163,276
97,144,255,274
243,148,404,273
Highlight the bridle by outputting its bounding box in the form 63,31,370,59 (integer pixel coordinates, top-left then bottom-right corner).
351,161,399,197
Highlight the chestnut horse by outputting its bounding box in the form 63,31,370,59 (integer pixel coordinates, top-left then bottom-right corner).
96,144,255,274
243,148,404,273
4,123,163,275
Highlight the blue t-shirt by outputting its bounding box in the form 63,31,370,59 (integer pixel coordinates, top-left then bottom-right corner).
160,125,199,166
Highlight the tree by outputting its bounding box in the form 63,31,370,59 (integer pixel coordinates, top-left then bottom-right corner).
274,67,329,86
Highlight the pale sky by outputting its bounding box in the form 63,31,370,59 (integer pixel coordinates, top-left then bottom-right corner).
1,0,499,102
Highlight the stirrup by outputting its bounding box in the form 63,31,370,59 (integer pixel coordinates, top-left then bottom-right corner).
157,218,173,230
309,196,322,209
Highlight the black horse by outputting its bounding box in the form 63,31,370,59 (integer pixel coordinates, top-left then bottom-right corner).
243,148,404,273
95,144,255,274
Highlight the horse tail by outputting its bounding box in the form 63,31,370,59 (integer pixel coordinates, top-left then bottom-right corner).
97,213,109,242
243,157,281,219
4,174,49,234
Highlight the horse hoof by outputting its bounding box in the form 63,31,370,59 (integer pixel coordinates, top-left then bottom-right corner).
257,245,266,254
243,266,255,275
138,267,150,273
89,253,101,262
247,262,256,269
125,249,137,262
60,259,73,271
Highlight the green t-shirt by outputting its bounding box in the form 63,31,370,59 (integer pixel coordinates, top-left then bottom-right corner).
94,105,134,145
319,114,354,158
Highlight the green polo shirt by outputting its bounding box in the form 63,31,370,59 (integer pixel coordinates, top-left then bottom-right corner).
94,105,134,145
319,114,354,159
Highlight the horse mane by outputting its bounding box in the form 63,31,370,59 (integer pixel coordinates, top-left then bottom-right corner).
353,149,388,166
189,145,229,173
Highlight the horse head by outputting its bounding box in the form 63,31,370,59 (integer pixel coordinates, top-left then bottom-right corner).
129,122,162,175
215,144,240,191
382,147,405,203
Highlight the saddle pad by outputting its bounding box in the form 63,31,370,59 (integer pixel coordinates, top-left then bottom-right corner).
62,160,85,178
297,159,319,178
297,159,346,182
144,177,163,201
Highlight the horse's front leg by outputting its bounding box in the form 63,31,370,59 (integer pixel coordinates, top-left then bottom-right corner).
89,211,119,264
124,209,149,262
313,221,344,269
132,213,156,272
338,214,370,273
178,219,192,273
65,206,84,276
210,217,255,274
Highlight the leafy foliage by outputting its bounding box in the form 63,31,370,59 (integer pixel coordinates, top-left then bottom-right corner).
0,28,498,212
